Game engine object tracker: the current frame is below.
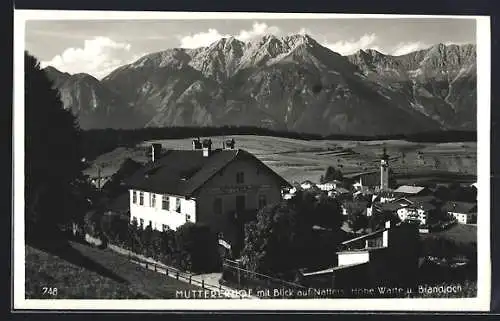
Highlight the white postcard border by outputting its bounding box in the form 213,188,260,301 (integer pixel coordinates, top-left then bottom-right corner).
13,10,491,311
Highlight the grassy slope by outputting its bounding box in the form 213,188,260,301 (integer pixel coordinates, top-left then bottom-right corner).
26,245,147,299
421,223,477,245
85,135,477,184
26,241,200,299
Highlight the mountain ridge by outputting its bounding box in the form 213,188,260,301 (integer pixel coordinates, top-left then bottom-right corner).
43,34,476,135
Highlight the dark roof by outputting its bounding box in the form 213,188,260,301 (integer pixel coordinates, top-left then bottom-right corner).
442,201,477,214
377,201,405,212
406,195,439,204
125,149,291,196
342,200,369,211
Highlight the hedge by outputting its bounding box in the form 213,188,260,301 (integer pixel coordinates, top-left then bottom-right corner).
84,211,221,273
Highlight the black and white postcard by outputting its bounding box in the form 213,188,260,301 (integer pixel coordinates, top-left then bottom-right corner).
13,10,491,311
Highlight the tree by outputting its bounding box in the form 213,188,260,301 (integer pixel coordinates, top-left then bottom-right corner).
175,223,221,273
25,52,84,239
346,207,368,233
320,166,343,184
240,190,344,276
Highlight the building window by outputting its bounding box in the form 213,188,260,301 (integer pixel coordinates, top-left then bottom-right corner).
236,171,245,184
132,191,137,204
186,214,191,221
162,224,169,232
176,198,181,213
139,218,144,228
258,195,267,208
162,195,170,210
236,195,246,212
151,194,156,208
139,192,144,205
214,198,222,214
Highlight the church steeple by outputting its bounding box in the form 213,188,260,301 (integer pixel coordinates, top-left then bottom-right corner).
380,146,389,190
382,146,389,161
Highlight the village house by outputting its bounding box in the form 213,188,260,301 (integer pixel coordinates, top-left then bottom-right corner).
343,147,393,194
392,185,430,197
317,179,342,192
442,201,477,224
375,196,438,226
125,138,291,253
301,221,420,289
344,170,380,193
300,180,316,190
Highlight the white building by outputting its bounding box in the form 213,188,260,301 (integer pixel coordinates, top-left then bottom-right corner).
300,180,315,190
317,180,342,192
126,139,291,249
379,197,436,226
442,201,477,224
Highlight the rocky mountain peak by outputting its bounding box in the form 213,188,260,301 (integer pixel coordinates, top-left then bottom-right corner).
43,35,477,135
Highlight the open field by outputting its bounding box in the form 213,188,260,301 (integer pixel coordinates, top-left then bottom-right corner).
26,241,200,299
84,135,476,185
421,223,477,245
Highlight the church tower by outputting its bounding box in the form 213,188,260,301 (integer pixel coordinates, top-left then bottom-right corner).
380,146,390,190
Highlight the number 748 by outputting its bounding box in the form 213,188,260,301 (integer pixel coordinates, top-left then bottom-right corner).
42,287,58,296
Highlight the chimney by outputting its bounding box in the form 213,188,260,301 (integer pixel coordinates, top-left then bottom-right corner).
151,143,162,163
192,137,202,150
202,139,212,157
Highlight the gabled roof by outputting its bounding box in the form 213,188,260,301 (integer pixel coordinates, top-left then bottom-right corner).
125,149,291,196
393,185,426,194
442,201,477,214
377,196,437,212
334,187,350,194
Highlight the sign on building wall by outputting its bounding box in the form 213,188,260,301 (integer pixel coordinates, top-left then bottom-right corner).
206,184,273,195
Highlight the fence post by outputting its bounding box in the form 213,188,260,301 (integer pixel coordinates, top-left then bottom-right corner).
176,272,179,280
202,280,205,289
237,262,241,286
154,264,157,272
189,275,192,284
166,268,169,276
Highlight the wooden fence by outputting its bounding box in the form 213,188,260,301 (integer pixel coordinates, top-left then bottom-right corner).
106,242,252,298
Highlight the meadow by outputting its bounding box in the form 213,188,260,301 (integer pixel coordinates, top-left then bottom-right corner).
84,135,477,185
25,241,201,299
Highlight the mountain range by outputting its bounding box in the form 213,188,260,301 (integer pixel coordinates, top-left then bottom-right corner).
43,34,477,136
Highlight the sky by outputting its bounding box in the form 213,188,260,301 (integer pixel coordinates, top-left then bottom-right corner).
25,18,476,79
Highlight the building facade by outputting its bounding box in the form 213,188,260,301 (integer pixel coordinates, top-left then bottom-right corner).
126,139,291,251
442,201,477,224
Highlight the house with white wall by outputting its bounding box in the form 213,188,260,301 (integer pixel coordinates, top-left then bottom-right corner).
301,220,420,288
300,180,315,190
317,179,342,192
442,201,477,224
378,197,437,226
126,138,291,252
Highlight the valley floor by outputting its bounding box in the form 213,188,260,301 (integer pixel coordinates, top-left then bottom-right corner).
84,135,477,185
